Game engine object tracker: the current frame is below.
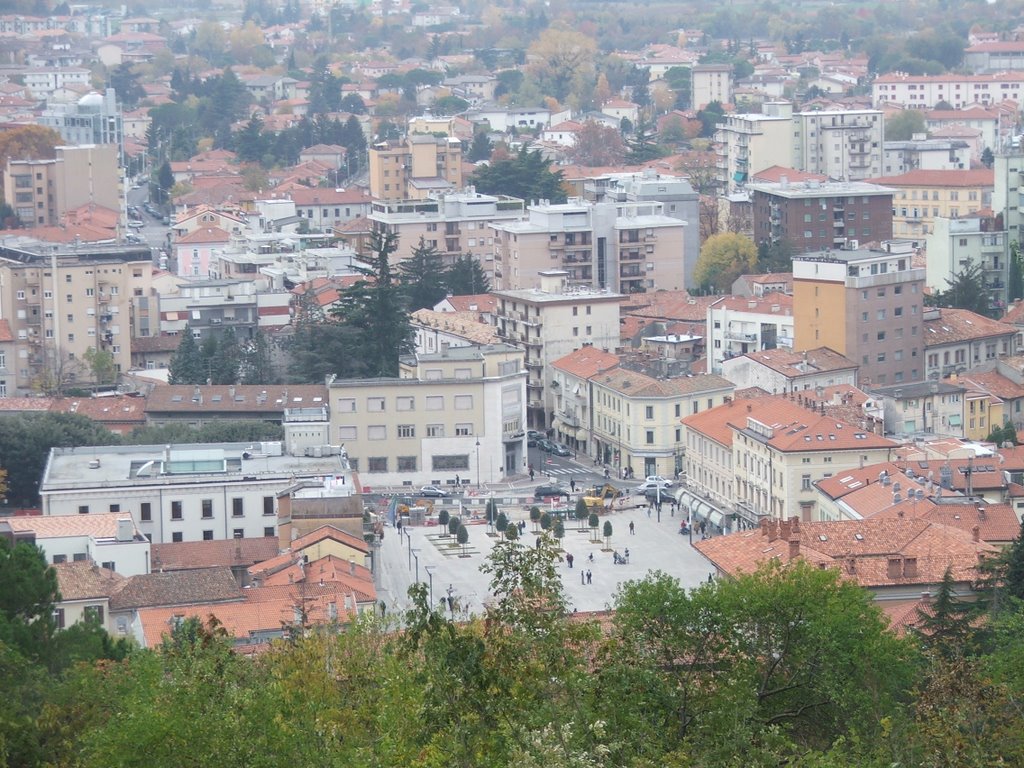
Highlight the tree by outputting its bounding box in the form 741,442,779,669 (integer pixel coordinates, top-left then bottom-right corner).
886,109,927,141
915,566,983,658
457,523,469,556
602,520,612,549
485,498,499,534
696,100,725,137
588,512,599,541
496,511,509,535
480,531,567,632
438,508,450,537
107,62,146,107
927,262,992,317
209,327,241,384
981,147,995,169
0,125,60,172
467,130,493,162
471,147,567,203
695,232,758,291
399,237,447,311
444,255,491,295
756,238,795,274
432,95,470,115
505,521,519,541
1010,241,1023,304
553,520,565,545
447,516,460,538
168,326,205,384
527,26,596,102
574,498,589,531
234,114,267,164
331,230,413,377
626,115,668,163
0,538,58,660
1003,523,1024,603
540,512,552,532
239,330,274,384
154,161,174,206
339,93,366,115
530,505,542,532
82,347,117,386
567,121,627,167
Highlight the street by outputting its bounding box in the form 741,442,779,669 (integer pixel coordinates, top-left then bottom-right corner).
127,184,173,266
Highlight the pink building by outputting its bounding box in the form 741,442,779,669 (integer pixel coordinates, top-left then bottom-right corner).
174,226,230,278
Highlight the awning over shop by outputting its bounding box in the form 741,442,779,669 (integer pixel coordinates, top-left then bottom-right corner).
678,491,728,528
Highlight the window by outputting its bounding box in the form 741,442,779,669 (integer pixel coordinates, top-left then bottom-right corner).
398,424,416,438
109,503,120,513
203,530,214,541
53,554,68,564
337,397,356,412
140,502,152,522
338,425,357,440
454,395,473,410
877,331,886,341
433,455,469,471
232,498,244,517
53,608,65,629
233,528,245,539
368,457,388,472
368,425,387,440
171,501,183,520
646,430,655,444
367,397,385,411
398,456,417,471
201,499,213,518
427,424,444,437
645,406,654,419
263,497,274,516
264,527,275,538
172,532,183,543
455,423,473,436
78,504,89,515
801,474,811,490
425,395,444,410
396,396,414,411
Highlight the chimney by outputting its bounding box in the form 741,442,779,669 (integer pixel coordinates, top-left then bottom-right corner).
767,521,779,542
746,403,752,412
790,516,800,533
349,558,356,575
904,557,918,578
779,519,792,540
972,525,981,543
759,518,769,536
847,557,857,574
887,557,902,580
788,537,800,559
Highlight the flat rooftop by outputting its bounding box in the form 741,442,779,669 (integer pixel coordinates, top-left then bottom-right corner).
41,442,351,492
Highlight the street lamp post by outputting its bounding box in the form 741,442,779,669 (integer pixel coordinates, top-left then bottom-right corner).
475,439,481,490
424,565,435,606
407,531,412,570
412,549,420,586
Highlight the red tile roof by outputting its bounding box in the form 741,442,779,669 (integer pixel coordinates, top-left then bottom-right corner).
551,346,620,379
924,308,1015,345
751,166,827,183
696,517,997,589
151,537,281,572
867,169,995,188
0,319,14,342
54,561,126,601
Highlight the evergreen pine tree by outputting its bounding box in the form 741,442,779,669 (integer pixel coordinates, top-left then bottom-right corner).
399,237,448,311
239,330,274,384
914,566,980,658
1009,241,1023,304
467,130,493,162
168,326,204,384
331,230,412,377
211,327,241,384
444,255,491,295
1004,523,1024,603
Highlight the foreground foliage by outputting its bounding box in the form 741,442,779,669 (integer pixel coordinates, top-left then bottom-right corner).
4,535,1024,767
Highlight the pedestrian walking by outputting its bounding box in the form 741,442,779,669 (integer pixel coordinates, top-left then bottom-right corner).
570,479,576,493
628,521,635,535
380,600,387,617
566,553,574,568
455,474,461,486
581,571,586,585
624,548,630,563
586,569,592,585
529,466,535,481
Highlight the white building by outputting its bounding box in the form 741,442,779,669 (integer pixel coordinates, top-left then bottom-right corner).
873,72,1024,110
926,216,1009,314
883,137,971,175
707,293,794,374
720,346,859,394
1,513,150,576
40,442,356,545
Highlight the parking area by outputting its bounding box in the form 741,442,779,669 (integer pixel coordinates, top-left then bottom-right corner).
375,498,715,617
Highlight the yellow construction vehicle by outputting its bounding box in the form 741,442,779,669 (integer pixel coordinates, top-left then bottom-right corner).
582,484,622,513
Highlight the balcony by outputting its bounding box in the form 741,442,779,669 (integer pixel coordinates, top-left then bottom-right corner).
725,330,757,342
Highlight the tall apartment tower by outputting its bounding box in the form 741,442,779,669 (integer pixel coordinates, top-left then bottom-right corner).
368,135,463,200
0,242,153,394
793,243,925,387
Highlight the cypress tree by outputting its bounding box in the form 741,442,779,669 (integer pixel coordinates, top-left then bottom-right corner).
168,325,205,384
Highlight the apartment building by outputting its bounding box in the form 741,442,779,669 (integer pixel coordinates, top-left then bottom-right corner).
550,346,620,456
491,199,688,293
585,171,701,290
868,169,994,237
793,244,926,386
22,66,91,97
369,191,525,265
591,368,734,479
40,441,355,545
494,271,624,427
707,293,794,373
926,215,1009,313
925,108,1001,153
873,72,1024,110
692,64,733,109
715,103,794,191
153,280,292,340
882,137,971,175
368,134,463,200
791,109,885,181
290,186,372,232
0,242,152,394
328,344,527,486
749,178,894,253
3,144,123,228
993,150,1024,244
922,307,1017,381
868,380,967,438
1,513,150,576
39,89,123,152
682,395,896,527
720,346,858,393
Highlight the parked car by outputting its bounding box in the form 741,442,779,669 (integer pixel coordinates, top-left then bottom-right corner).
419,485,449,498
636,477,673,492
534,484,570,500
550,443,571,456
536,438,556,452
127,219,144,229
527,430,541,447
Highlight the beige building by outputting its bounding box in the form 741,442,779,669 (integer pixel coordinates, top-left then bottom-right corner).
682,394,896,529
494,271,625,427
868,169,994,238
692,64,733,109
3,144,123,228
491,199,688,293
0,241,153,394
369,191,525,266
715,104,794,192
368,135,463,200
592,368,734,479
328,344,527,486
